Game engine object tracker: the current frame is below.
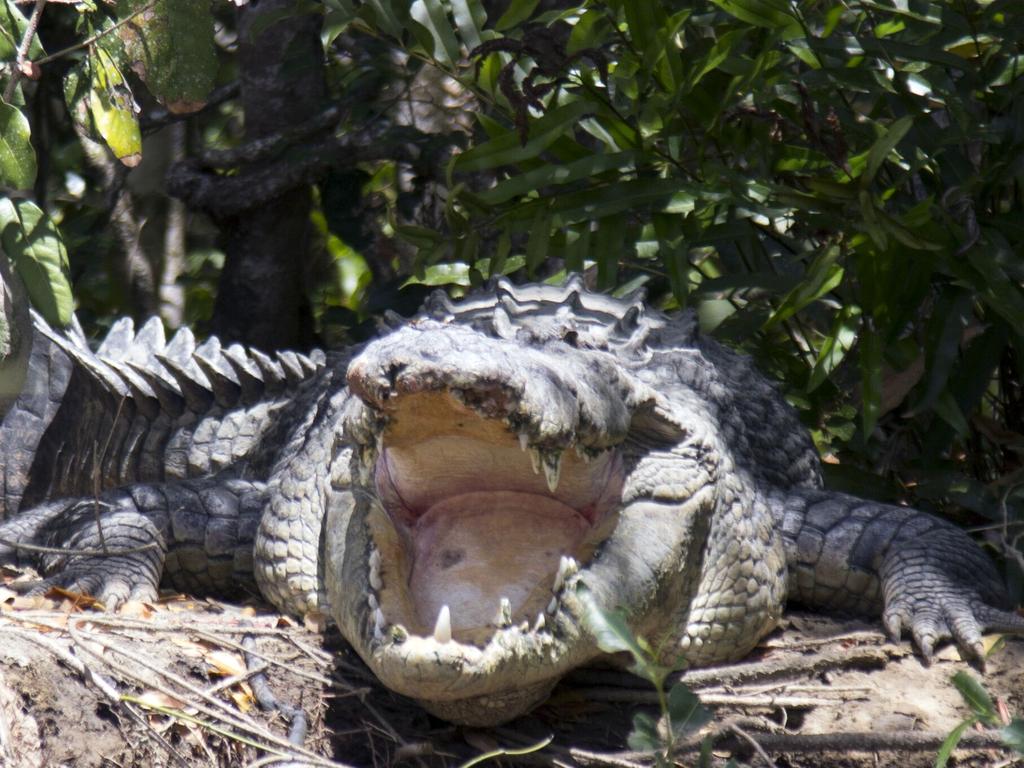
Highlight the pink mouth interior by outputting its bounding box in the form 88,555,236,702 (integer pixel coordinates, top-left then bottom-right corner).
372,393,621,636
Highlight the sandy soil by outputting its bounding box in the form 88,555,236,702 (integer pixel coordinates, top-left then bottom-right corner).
0,591,1020,767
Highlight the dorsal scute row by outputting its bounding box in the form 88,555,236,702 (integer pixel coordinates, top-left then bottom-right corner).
37,313,326,418
418,275,695,356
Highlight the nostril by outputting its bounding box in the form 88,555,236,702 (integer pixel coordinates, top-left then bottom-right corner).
385,363,407,387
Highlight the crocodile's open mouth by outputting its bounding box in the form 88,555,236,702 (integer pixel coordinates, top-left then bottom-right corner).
365,391,623,646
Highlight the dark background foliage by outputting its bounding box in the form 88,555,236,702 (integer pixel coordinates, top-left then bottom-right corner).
1,0,1022,596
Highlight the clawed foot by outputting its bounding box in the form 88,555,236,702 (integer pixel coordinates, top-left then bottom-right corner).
881,534,1024,663
6,501,166,610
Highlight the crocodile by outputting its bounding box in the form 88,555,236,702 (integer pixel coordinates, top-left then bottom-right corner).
1,275,1022,726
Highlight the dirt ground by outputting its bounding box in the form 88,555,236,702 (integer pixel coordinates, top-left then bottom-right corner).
0,591,1020,768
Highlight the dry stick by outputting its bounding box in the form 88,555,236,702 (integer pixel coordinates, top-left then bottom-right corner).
242,634,308,746
676,645,889,687
0,534,161,558
715,729,1014,754
40,612,305,635
59,618,339,766
194,629,337,687
31,0,160,67
203,660,269,698
760,627,887,649
0,625,191,768
285,634,334,665
2,0,46,103
574,687,838,709
728,724,780,768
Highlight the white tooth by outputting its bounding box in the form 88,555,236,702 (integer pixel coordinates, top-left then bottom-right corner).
374,607,387,632
534,613,545,631
367,593,378,611
433,605,452,643
547,597,558,614
518,620,529,632
553,554,578,593
494,597,512,627
529,448,541,475
519,433,529,452
368,549,382,591
553,555,566,592
543,452,561,493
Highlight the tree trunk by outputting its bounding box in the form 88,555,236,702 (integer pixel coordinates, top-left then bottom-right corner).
210,0,326,350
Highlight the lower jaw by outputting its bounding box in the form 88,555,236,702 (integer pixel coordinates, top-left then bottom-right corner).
404,490,591,641
416,678,559,726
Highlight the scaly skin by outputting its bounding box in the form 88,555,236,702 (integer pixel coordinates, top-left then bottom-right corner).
1,276,1022,726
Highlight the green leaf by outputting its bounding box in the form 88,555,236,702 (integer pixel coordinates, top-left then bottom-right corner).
626,712,661,752
808,305,861,391
861,116,913,186
450,0,483,51
950,671,1000,726
115,0,217,113
0,198,73,327
494,0,539,30
964,247,1024,331
764,246,843,328
710,0,795,30
411,0,461,65
88,47,142,166
667,684,712,738
911,288,970,415
361,0,407,37
690,29,747,88
454,101,595,172
578,587,647,662
859,326,882,436
935,718,974,768
0,0,44,61
0,100,36,189
1002,719,1024,754
524,210,550,273
476,151,640,206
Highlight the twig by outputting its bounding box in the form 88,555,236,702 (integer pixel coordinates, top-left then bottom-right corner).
0,535,161,557
140,81,240,133
196,103,347,168
59,617,337,764
729,724,780,768
3,0,46,103
0,624,191,767
676,645,889,687
243,634,308,746
32,0,160,66
717,729,1015,754
194,629,337,686
575,687,848,709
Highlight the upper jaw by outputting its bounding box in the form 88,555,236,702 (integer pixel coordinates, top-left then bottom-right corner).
330,324,690,714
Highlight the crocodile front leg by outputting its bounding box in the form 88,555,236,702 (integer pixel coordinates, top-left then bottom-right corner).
770,487,1024,660
0,476,265,607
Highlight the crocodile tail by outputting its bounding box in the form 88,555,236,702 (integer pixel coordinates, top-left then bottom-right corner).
0,312,326,516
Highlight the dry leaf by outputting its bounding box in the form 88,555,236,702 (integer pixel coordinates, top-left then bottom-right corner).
118,600,154,619
136,690,187,711
44,586,104,610
169,637,209,657
206,650,246,678
303,611,328,633
229,688,254,713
